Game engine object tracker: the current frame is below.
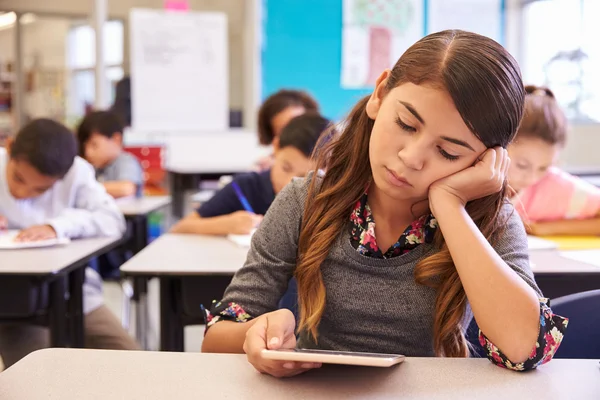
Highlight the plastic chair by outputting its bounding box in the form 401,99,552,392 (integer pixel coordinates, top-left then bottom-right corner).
551,289,600,359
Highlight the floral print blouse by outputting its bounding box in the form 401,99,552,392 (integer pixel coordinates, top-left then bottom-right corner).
206,192,567,371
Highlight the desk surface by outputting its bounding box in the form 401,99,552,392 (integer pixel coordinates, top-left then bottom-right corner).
116,196,171,216
164,133,271,174
0,236,122,275
530,249,600,274
121,233,599,277
0,349,597,400
120,233,248,276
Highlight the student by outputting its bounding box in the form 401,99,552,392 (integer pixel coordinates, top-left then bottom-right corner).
77,110,143,198
201,30,567,377
508,85,600,236
255,90,320,170
0,119,139,368
171,114,332,235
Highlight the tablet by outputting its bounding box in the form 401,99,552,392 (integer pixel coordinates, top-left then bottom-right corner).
261,348,405,367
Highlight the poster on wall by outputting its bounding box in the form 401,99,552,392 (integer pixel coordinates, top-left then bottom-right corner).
427,0,503,43
341,0,424,89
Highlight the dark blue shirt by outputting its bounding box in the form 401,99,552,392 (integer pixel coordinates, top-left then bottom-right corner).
197,169,275,217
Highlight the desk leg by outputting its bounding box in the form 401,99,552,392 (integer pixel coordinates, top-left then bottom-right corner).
159,277,184,351
132,215,149,254
49,276,68,347
133,277,149,350
170,172,185,219
68,267,86,348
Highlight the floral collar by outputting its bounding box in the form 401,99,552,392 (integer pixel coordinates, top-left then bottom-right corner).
349,192,437,259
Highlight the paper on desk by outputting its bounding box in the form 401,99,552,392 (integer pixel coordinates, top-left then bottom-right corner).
559,250,600,267
227,229,257,248
527,236,558,251
0,230,71,250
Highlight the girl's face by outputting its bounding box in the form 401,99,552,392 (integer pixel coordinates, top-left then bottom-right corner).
366,74,486,203
507,137,561,193
270,106,306,149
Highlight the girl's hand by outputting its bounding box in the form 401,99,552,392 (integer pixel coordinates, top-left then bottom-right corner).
243,309,321,378
429,147,510,214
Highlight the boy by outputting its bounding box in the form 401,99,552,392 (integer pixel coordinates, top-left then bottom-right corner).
77,110,143,198
0,119,139,368
171,114,332,235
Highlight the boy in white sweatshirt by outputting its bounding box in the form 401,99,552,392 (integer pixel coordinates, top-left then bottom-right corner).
0,119,139,369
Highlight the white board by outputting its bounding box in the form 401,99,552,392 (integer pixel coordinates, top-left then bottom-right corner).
427,0,503,42
130,9,228,132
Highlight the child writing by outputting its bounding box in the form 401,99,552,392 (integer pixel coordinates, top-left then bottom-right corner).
171,114,332,235
255,90,320,170
0,119,139,368
508,85,600,236
201,30,566,377
77,110,144,198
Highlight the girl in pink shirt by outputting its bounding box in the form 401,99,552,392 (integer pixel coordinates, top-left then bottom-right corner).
508,85,600,236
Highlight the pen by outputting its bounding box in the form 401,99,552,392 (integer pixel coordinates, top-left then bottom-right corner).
231,182,255,213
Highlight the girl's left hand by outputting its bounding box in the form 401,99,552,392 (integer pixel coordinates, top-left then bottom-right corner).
429,147,510,213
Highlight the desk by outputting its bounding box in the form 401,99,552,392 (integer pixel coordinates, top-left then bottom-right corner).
530,249,600,299
0,236,123,348
163,132,271,218
121,235,600,351
120,234,247,351
117,196,171,254
0,349,598,399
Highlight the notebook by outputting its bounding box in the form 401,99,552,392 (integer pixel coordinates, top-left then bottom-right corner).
0,230,71,250
527,236,558,251
227,229,256,248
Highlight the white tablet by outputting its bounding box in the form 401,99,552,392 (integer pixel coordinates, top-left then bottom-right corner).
261,348,405,367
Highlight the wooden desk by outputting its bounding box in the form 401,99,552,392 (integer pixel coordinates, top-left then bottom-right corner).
0,349,598,400
120,234,247,351
530,249,600,299
0,236,123,347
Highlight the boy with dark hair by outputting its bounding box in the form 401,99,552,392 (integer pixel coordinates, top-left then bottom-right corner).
171,113,332,235
77,111,143,198
0,119,139,369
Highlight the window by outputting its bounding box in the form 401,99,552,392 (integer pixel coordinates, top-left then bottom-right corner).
66,20,124,121
521,0,599,122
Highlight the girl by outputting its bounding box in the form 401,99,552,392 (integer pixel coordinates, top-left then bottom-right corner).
508,85,600,236
255,90,319,170
202,30,566,377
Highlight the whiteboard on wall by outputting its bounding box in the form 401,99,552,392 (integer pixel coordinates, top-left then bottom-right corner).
130,9,228,132
427,0,503,43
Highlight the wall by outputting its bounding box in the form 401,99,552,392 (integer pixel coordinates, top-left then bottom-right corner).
262,0,371,120
0,0,247,110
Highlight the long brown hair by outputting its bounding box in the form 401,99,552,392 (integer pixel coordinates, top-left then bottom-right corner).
295,30,525,357
516,85,567,146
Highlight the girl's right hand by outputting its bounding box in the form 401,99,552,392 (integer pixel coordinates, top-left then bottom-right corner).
243,308,322,378
0,215,7,231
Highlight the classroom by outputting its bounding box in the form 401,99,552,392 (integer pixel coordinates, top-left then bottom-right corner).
0,0,598,398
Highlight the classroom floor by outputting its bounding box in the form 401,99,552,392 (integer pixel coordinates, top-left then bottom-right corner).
0,280,205,371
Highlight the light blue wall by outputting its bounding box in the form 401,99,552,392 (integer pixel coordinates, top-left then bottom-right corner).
261,0,372,120
261,0,504,120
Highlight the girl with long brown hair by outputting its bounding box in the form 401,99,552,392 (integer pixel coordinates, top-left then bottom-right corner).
508,85,600,236
202,30,567,377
